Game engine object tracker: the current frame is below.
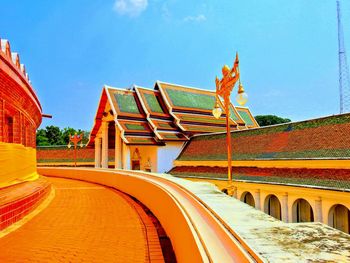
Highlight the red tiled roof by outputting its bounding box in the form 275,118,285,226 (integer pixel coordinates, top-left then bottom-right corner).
176,114,350,161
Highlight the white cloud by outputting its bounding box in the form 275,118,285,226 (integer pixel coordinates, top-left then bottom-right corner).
183,14,206,23
113,0,148,17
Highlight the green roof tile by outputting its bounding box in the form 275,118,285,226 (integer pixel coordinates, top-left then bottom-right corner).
166,88,216,110
114,93,140,114
238,110,254,126
158,122,174,129
180,115,226,125
162,134,180,139
229,105,240,121
144,93,164,113
125,124,147,131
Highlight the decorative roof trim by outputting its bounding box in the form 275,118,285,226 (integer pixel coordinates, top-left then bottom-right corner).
0,37,41,112
87,88,108,146
104,85,118,117
156,80,212,93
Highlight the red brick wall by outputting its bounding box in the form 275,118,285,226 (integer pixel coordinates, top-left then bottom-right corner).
0,45,42,148
37,147,115,164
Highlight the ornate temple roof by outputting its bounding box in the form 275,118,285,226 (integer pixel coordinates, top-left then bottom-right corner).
88,81,258,146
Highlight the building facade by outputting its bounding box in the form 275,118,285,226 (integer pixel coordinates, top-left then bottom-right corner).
170,114,350,234
88,81,258,173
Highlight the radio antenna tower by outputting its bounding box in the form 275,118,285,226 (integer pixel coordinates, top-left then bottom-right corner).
337,0,350,113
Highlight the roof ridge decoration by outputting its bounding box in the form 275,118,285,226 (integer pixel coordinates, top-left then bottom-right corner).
0,37,41,112
156,80,213,93
20,64,26,75
1,39,11,58
0,39,30,82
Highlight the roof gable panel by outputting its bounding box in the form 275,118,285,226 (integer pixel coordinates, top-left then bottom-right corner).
229,104,245,125
158,82,217,114
166,88,216,111
143,93,163,113
135,87,170,119
236,107,259,128
114,92,140,114
107,88,145,119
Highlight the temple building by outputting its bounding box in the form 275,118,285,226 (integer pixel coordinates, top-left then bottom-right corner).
88,81,258,172
170,113,350,234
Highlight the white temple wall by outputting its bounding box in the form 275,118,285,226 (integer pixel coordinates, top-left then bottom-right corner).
157,142,184,173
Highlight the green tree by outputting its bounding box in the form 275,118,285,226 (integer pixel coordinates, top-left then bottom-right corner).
255,115,291,127
61,127,77,145
45,126,64,145
36,129,50,146
36,126,90,146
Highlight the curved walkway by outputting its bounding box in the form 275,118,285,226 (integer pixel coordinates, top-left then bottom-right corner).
0,177,163,262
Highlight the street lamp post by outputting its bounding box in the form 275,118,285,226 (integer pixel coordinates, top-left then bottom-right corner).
67,132,84,167
212,53,248,181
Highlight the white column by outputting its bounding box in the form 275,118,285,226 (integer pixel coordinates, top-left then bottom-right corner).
282,193,289,222
101,121,109,168
115,127,122,169
314,197,323,223
254,190,261,210
94,137,101,168
122,143,130,170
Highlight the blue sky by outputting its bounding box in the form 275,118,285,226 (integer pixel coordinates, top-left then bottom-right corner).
1,0,349,130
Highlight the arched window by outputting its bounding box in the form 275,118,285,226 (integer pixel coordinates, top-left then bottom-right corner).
4,116,14,143
328,204,350,234
240,192,255,208
292,199,314,223
264,195,281,220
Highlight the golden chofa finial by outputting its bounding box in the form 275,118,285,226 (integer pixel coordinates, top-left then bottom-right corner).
222,65,231,76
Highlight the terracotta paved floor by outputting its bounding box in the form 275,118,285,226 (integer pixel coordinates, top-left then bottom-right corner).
0,177,154,262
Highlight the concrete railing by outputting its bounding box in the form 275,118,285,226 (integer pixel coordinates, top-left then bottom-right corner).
38,167,261,263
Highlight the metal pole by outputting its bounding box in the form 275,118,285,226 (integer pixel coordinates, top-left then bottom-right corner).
74,144,77,167
225,95,232,181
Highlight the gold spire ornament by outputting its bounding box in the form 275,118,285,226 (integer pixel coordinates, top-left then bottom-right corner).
212,53,248,181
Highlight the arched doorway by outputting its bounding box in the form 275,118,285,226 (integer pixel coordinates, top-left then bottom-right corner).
240,192,255,207
131,148,141,170
328,204,350,234
264,195,281,220
292,199,314,223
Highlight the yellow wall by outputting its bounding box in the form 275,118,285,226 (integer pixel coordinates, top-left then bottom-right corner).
0,142,39,188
